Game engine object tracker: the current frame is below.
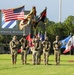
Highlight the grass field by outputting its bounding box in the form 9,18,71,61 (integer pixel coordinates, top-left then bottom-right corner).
0,54,74,75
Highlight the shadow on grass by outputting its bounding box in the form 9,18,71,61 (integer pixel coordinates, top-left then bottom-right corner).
0,64,27,71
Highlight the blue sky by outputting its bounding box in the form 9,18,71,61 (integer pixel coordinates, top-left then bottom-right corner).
0,0,74,22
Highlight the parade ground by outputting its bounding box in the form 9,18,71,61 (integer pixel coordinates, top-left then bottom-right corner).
0,54,74,75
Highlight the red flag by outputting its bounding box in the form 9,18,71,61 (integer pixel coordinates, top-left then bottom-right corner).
26,34,32,46
18,49,21,53
2,6,24,22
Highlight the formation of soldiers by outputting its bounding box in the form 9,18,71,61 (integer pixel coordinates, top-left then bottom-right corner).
10,35,62,65
9,6,62,65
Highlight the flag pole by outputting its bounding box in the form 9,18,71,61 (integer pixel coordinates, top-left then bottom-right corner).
59,0,62,23
23,6,25,35
45,7,47,38
34,28,36,37
45,31,47,39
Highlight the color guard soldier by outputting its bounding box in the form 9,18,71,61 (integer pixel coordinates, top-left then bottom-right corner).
10,36,19,65
53,36,62,65
35,37,41,65
31,36,41,65
20,34,29,65
43,37,51,65
30,36,37,65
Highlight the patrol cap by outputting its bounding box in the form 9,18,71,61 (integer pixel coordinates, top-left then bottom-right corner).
45,37,48,40
13,36,17,40
13,36,17,38
36,36,40,40
56,36,59,38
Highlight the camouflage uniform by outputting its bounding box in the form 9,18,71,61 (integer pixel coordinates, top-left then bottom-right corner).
35,37,41,65
20,35,29,65
53,36,61,65
31,37,41,65
43,38,51,65
30,38,37,65
10,36,19,65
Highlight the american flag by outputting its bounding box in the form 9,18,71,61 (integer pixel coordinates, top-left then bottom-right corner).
2,13,16,29
2,6,24,22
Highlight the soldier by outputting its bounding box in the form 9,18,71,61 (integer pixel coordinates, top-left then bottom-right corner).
31,36,41,65
35,36,41,65
30,36,37,65
43,37,51,65
53,36,62,65
20,34,29,65
10,36,19,65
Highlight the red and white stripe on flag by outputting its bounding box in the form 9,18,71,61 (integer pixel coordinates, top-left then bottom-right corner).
63,35,74,53
2,9,24,22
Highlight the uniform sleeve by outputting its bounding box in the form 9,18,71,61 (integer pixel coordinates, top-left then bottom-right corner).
17,40,19,45
39,41,41,49
19,38,22,42
49,42,51,48
59,41,62,47
9,41,13,50
53,41,55,47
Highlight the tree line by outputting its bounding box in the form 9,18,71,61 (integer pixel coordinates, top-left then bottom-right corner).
37,15,74,42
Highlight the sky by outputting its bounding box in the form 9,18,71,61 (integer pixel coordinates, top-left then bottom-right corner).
0,0,74,22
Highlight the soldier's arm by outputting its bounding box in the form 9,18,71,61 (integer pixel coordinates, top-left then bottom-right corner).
17,40,19,45
59,41,62,47
9,41,13,50
42,41,45,47
53,41,56,50
35,42,37,49
39,41,41,49
53,41,55,47
48,42,51,50
19,38,22,43
26,40,29,48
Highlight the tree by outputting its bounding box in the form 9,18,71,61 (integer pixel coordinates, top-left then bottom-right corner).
0,35,4,45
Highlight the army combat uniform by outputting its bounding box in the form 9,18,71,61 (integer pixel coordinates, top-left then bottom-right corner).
30,37,41,65
35,38,41,65
53,36,62,65
10,37,19,65
30,38,37,65
31,37,41,65
20,37,29,65
43,40,51,65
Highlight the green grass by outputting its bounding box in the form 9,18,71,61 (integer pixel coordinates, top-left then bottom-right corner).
0,54,74,75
